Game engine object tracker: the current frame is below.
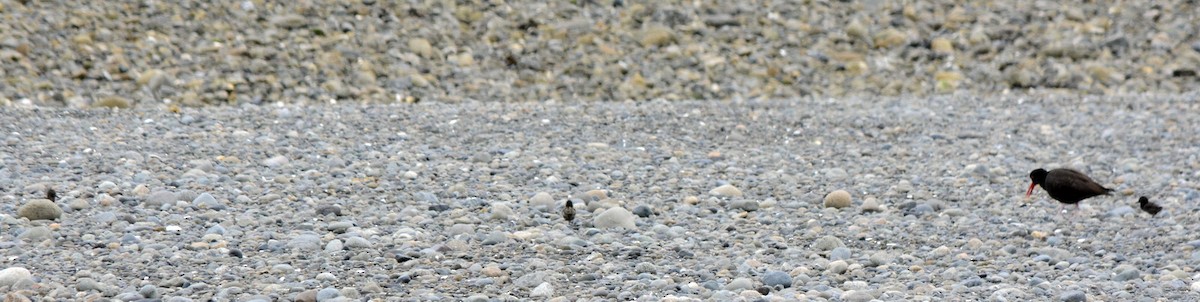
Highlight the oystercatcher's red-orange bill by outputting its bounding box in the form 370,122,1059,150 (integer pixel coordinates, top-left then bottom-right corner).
1025,183,1037,197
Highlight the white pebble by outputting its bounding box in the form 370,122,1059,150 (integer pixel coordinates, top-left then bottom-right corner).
490,202,515,220
0,267,33,288
529,192,555,211
709,184,743,197
593,207,636,229
531,282,554,297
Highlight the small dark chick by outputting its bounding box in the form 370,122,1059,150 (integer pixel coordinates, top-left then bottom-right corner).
1137,196,1162,216
562,200,576,223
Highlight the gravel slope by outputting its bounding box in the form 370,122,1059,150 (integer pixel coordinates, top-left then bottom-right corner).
2,94,1200,301
3,1,1200,107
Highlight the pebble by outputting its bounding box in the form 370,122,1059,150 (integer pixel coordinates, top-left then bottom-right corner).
0,267,33,288
529,192,555,211
762,271,792,288
593,207,636,229
1113,265,1140,281
18,226,52,241
192,193,223,209
824,190,852,208
724,278,754,291
316,287,341,301
632,205,653,217
490,202,515,220
731,200,759,212
531,282,554,297
287,234,322,251
841,290,876,302
860,197,882,212
145,190,177,208
710,184,743,198
17,199,62,220
829,247,852,260
829,260,849,274
813,236,845,251
1060,290,1086,302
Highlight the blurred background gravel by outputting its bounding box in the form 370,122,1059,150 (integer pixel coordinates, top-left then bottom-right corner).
1,0,1197,107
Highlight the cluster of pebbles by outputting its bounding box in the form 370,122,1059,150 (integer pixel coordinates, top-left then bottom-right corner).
1,1,1199,107
2,94,1199,300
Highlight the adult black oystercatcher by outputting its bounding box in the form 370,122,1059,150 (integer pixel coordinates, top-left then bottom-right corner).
1026,168,1113,210
1137,196,1162,216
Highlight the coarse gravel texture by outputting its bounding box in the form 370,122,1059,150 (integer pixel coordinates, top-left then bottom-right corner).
2,1,1200,107
2,94,1200,301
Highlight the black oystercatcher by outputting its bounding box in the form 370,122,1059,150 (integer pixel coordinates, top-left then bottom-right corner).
562,200,576,223
1026,168,1113,211
46,189,57,202
1137,196,1162,216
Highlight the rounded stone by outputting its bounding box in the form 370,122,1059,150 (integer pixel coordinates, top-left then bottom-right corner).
593,207,636,229
710,184,743,198
0,267,33,288
529,192,555,211
17,199,62,220
824,190,852,209
761,271,792,288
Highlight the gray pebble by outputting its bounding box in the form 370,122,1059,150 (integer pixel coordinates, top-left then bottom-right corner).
724,277,754,291
762,271,792,288
829,247,852,260
1113,266,1140,281
632,204,653,217
464,294,489,302
1060,290,1086,302
192,193,223,209
813,236,845,251
731,200,759,212
344,236,371,249
481,232,507,245
288,234,322,251
316,287,341,301
77,277,103,291
206,224,226,235
315,205,342,216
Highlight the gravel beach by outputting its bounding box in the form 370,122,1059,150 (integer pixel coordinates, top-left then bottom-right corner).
2,1,1200,106
2,94,1200,301
4,0,1200,301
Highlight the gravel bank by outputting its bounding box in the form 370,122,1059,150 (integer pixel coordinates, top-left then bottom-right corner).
2,94,1200,300
2,1,1199,106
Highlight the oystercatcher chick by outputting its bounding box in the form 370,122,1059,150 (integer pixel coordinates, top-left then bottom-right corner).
1137,196,1162,216
1026,168,1113,215
562,200,576,224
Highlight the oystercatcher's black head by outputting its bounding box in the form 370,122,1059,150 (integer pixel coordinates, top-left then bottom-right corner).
1026,168,1049,197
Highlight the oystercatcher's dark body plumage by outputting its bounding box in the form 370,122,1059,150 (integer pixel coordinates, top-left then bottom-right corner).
1137,196,1162,216
1026,168,1113,204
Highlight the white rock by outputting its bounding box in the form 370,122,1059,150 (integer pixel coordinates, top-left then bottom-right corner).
262,155,289,167
709,184,743,197
860,197,882,212
529,192,555,211
531,282,554,297
593,207,636,229
0,267,33,288
490,202,515,220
